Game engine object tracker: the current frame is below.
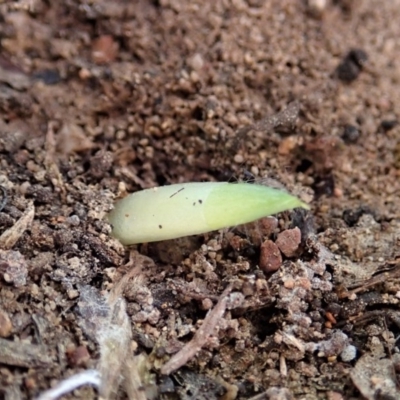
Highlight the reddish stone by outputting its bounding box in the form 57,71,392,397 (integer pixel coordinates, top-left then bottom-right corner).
91,35,119,64
67,345,90,367
276,227,301,258
259,240,282,273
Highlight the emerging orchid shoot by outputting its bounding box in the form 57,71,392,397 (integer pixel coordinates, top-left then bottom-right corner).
107,182,309,245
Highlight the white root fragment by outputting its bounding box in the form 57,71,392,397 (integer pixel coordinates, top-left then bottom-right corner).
76,258,154,400
97,295,132,399
161,284,233,375
0,201,34,250
35,369,101,400
123,354,151,400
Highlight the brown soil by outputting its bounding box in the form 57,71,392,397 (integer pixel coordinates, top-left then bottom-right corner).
0,1,399,399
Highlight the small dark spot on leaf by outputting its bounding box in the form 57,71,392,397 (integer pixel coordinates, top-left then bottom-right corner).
159,225,162,229
198,199,203,204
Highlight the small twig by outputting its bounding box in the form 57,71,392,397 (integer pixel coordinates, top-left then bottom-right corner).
340,264,400,299
233,101,300,150
161,284,233,375
109,263,143,302
0,201,34,250
122,355,149,400
0,337,52,368
44,121,66,198
35,369,101,400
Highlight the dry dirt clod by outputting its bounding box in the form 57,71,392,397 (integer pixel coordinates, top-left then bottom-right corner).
89,150,114,179
0,249,28,287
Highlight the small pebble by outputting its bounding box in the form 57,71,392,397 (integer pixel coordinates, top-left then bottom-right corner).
275,227,301,258
278,136,298,155
67,215,80,226
234,154,244,163
67,345,91,367
187,53,204,71
283,277,295,289
380,119,398,132
202,298,213,310
307,0,327,17
259,240,282,273
341,124,360,143
242,281,255,297
91,35,119,64
24,377,37,390
0,308,12,337
336,49,368,82
327,392,345,400
67,289,79,299
340,344,357,362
